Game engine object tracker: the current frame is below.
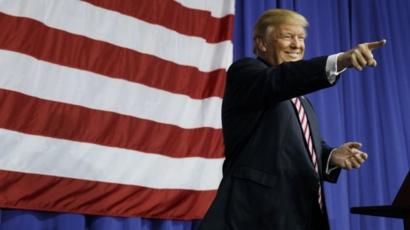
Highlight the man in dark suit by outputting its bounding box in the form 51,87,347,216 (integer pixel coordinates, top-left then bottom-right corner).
198,9,386,230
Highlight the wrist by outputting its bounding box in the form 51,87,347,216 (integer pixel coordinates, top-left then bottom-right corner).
337,53,348,71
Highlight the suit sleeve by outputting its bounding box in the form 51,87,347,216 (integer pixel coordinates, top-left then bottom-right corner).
224,57,336,110
320,141,341,183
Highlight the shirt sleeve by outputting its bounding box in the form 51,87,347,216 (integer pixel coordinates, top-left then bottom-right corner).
326,53,346,84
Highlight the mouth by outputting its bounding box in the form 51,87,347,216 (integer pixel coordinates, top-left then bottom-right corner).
284,51,302,59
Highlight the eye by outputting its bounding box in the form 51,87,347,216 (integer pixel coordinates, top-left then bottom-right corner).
282,34,292,40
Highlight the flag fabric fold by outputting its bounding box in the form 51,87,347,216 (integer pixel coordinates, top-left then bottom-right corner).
0,0,234,220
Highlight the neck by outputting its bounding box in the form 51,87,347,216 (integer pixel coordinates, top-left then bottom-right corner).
257,55,277,67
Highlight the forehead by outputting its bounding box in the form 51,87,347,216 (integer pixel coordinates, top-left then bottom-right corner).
276,24,306,35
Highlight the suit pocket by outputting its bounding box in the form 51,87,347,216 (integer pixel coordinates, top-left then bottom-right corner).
227,167,279,229
232,166,277,188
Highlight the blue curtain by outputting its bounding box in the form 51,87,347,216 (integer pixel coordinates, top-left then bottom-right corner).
234,0,410,230
1,0,409,229
0,209,200,230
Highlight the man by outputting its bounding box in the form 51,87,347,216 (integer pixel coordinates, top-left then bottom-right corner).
198,9,386,230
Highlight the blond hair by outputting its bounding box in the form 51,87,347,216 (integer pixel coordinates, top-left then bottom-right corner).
253,9,308,54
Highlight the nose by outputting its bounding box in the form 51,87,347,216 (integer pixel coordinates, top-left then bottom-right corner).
290,36,303,48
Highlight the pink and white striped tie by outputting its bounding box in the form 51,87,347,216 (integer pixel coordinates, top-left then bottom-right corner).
291,97,323,210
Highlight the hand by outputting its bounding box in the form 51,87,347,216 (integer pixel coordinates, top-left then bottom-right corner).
330,142,368,170
338,39,386,71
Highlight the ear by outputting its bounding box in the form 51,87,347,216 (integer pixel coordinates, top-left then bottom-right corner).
256,37,267,53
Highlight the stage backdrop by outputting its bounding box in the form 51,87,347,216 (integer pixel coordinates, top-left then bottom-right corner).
1,0,410,230
233,1,410,230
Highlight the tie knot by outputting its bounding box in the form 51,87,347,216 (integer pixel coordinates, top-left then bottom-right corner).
291,97,301,106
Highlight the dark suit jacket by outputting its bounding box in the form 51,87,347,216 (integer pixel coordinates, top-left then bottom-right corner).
198,57,341,230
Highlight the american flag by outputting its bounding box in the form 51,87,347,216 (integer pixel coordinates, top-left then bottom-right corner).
0,0,234,219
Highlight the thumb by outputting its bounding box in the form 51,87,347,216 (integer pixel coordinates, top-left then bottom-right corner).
344,141,362,149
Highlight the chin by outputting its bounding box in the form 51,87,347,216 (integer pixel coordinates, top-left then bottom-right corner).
287,58,302,62
282,56,303,62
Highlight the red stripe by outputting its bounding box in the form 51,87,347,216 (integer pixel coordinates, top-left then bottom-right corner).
83,0,234,43
0,12,226,99
0,89,224,158
0,170,216,219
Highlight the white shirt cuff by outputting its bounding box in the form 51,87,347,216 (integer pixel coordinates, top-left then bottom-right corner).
326,53,346,84
326,148,339,175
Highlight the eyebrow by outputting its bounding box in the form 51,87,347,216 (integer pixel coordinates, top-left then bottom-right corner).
278,32,306,38
280,31,306,35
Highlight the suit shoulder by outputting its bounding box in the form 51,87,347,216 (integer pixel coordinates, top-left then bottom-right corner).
228,57,266,74
229,57,264,67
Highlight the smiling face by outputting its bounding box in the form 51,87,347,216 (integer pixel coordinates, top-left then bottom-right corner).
262,24,306,66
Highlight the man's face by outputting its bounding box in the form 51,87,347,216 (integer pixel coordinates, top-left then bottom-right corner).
264,24,306,66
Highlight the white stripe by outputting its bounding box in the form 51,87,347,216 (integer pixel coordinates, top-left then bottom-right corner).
295,98,301,109
174,0,235,17
307,137,312,148
312,150,317,163
300,110,305,124
302,116,308,132
0,0,233,72
0,50,222,129
0,129,224,190
305,128,310,143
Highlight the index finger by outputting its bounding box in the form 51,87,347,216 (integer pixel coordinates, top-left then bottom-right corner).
366,39,387,50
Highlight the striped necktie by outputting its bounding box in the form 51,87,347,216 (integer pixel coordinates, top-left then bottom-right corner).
291,97,323,210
